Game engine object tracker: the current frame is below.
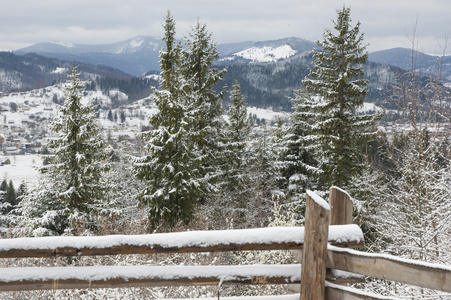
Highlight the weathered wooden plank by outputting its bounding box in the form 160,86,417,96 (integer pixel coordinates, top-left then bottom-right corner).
0,242,303,258
329,186,353,226
326,269,365,285
325,281,399,300
0,264,299,291
327,246,451,293
0,226,363,259
0,277,292,292
301,190,330,300
150,296,301,300
0,264,364,292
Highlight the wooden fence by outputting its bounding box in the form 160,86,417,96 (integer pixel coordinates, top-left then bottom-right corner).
0,187,449,299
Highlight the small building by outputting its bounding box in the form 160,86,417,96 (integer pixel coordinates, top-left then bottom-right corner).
4,146,20,155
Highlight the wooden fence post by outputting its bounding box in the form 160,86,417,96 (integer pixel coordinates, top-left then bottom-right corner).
301,190,330,300
329,186,353,225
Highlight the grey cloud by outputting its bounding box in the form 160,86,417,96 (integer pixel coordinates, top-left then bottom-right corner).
0,0,449,54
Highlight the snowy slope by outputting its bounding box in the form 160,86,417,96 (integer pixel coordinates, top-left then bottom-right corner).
233,45,297,63
0,155,42,187
218,37,317,64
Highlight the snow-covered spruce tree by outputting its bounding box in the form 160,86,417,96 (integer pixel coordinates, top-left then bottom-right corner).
279,89,321,204
17,65,108,236
180,20,226,192
135,12,203,229
206,80,253,229
222,79,251,192
14,180,70,236
0,180,16,215
49,65,108,222
303,6,378,189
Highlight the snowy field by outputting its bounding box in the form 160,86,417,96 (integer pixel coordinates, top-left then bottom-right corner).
247,106,288,121
0,155,42,187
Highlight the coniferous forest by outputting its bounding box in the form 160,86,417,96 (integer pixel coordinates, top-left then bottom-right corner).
0,7,450,299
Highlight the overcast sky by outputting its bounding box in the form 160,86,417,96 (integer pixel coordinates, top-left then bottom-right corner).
1,0,450,54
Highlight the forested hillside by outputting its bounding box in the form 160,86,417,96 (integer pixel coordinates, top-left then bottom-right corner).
0,52,132,92
219,54,401,111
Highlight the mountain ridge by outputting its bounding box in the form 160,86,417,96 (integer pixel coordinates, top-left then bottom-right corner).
3,36,449,112
15,36,165,76
17,36,163,55
16,36,451,82
0,52,137,93
16,36,318,76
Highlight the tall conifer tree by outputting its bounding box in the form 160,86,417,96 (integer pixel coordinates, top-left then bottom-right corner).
135,12,202,228
46,65,107,214
180,20,226,187
222,80,251,192
303,6,378,188
280,89,320,200
17,65,107,235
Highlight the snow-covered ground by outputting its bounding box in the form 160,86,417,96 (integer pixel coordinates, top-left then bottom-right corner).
247,106,288,121
0,154,42,187
233,45,297,63
357,102,383,113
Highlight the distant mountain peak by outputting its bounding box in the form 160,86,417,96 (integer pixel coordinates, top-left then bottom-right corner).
49,41,75,49
218,37,317,64
233,45,297,63
113,36,161,54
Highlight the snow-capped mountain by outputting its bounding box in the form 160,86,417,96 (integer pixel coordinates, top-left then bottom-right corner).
16,36,165,76
217,37,318,64
231,45,297,63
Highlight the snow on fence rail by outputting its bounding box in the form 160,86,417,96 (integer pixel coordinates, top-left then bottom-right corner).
0,187,449,300
0,264,365,292
0,224,363,258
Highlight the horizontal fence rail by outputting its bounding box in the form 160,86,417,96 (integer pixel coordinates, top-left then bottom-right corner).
0,264,300,291
0,225,364,258
154,292,396,300
327,245,451,293
0,264,365,292
325,282,398,300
